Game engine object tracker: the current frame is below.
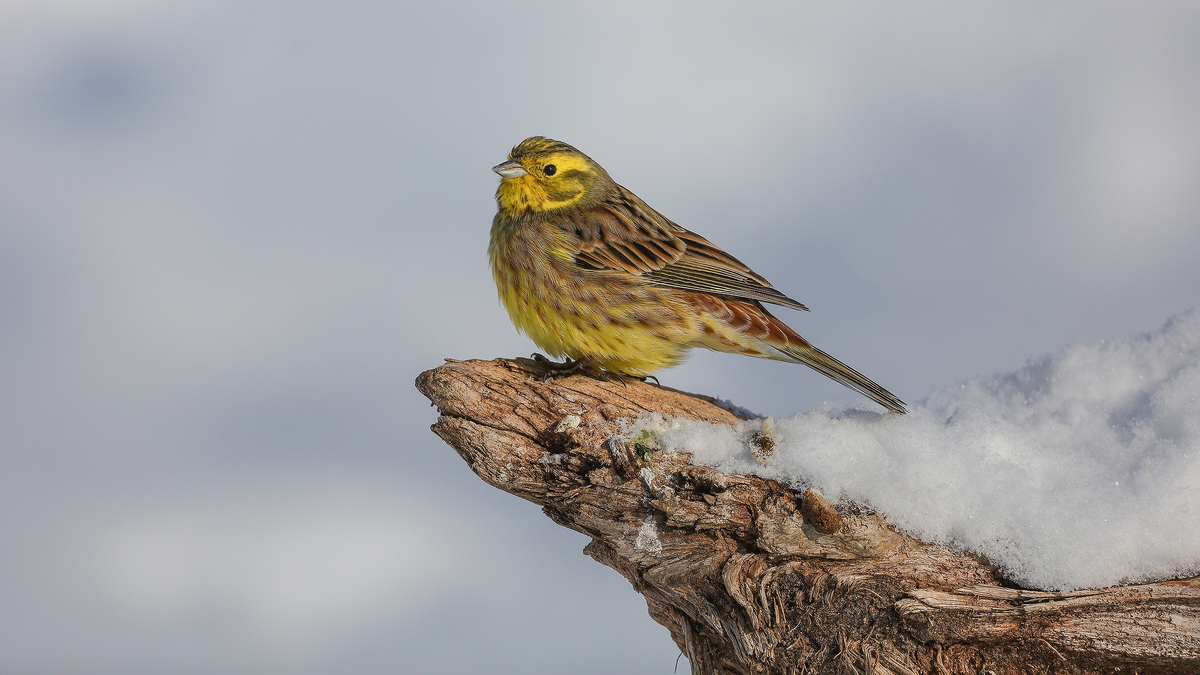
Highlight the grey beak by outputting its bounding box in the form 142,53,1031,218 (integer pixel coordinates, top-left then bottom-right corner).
493,160,527,178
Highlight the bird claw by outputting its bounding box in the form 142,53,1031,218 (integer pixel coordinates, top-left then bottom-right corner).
529,353,624,383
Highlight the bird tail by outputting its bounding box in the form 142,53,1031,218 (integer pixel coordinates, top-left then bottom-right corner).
683,294,907,414
773,341,908,415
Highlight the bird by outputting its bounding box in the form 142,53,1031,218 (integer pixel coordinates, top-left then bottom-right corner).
488,136,906,414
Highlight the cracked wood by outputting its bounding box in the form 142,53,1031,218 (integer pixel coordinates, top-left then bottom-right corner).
417,357,1200,675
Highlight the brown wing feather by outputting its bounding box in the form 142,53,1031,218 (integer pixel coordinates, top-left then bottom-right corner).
568,192,686,274
566,185,809,311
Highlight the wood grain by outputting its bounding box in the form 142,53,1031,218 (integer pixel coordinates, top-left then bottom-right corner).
417,357,1200,674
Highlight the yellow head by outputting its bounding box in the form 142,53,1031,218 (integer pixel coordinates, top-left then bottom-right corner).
493,137,610,215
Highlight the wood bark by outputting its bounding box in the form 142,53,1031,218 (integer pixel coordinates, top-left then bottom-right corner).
415,357,1200,675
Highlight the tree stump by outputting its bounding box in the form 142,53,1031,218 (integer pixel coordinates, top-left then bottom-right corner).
415,358,1200,675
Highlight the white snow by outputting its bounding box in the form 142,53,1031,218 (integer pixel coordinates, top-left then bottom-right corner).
630,309,1200,591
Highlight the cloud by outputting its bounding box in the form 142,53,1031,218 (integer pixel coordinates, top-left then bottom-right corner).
88,480,462,661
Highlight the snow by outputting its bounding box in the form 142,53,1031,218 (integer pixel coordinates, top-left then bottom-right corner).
628,309,1200,591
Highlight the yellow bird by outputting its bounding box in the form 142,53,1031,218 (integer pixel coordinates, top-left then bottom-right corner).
489,136,906,414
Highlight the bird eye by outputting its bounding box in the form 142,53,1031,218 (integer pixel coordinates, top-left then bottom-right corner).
543,164,557,176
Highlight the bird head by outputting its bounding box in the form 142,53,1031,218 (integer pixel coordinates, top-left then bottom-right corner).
493,137,609,214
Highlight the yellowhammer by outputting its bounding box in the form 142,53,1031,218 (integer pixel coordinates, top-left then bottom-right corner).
489,136,906,414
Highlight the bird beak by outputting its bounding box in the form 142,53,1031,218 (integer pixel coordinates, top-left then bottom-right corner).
493,160,527,179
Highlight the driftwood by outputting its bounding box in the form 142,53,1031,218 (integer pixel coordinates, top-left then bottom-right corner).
416,358,1200,675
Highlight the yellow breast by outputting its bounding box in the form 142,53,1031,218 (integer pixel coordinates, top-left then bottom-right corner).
489,215,697,376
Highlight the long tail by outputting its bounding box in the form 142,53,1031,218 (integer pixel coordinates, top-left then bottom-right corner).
772,342,907,414
685,294,907,414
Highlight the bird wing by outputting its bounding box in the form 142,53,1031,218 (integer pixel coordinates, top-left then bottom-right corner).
565,186,809,311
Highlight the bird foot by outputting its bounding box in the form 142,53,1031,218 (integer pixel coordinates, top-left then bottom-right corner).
530,354,623,383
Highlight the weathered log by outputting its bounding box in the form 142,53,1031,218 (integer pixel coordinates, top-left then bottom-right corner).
416,358,1200,675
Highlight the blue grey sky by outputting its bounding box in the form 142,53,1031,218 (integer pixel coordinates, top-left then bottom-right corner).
1,1,1198,673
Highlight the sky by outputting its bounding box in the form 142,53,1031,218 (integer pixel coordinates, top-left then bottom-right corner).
0,1,1198,673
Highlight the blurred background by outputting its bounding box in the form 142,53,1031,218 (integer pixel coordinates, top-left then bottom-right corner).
1,1,1198,673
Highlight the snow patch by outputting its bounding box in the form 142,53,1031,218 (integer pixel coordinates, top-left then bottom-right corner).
627,309,1200,591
